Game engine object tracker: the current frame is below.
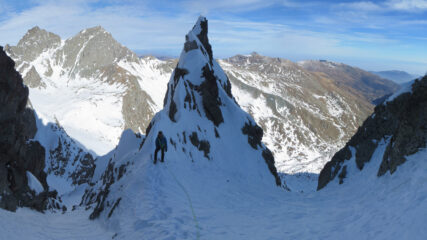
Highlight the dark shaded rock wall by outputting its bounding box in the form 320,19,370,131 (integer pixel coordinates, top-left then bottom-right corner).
318,75,427,190
0,47,50,211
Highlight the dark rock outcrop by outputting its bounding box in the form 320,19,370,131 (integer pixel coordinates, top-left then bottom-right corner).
199,64,223,126
167,68,189,122
242,120,263,149
242,119,281,186
189,132,211,159
262,149,281,186
82,158,130,219
195,18,213,64
184,36,198,52
0,47,50,211
318,75,427,190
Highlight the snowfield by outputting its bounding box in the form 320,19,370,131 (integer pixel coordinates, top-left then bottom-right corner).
1,139,425,240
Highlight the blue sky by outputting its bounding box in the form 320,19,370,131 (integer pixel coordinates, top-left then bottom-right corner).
0,0,426,75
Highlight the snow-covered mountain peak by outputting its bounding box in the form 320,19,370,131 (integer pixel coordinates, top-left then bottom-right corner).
186,16,213,63
82,17,283,223
5,26,61,63
226,53,295,69
5,26,169,155
59,26,138,79
147,16,282,186
166,16,233,126
17,26,61,47
191,16,207,34
79,25,107,34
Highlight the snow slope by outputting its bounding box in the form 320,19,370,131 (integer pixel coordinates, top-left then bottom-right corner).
5,27,174,155
1,142,426,239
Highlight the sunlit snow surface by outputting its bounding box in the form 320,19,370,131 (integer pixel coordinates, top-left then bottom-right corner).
29,76,125,155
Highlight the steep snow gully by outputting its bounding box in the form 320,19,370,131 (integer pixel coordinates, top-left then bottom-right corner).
1,16,426,240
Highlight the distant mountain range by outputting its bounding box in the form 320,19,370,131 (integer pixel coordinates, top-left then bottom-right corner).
298,60,400,102
370,70,419,84
5,26,398,176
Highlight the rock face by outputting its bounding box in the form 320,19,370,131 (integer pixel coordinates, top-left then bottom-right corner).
5,26,174,154
0,47,50,211
318,75,427,190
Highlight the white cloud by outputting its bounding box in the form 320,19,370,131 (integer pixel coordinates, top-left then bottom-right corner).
181,0,280,14
0,1,196,51
0,0,425,74
337,0,427,13
339,1,383,11
386,0,427,11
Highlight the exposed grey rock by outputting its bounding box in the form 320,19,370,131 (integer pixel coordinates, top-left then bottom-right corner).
56,26,138,79
24,66,46,88
6,26,61,63
318,75,427,190
122,79,155,132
